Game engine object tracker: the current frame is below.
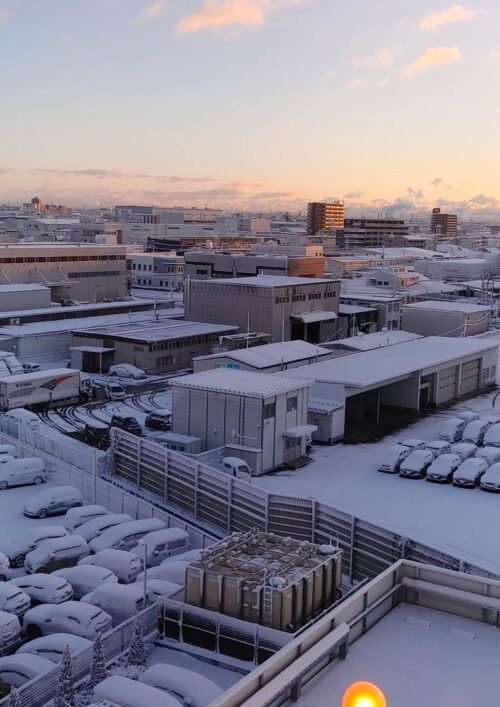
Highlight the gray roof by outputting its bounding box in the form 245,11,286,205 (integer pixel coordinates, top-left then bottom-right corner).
403,300,492,313
73,319,238,344
205,275,336,288
194,340,332,369
171,368,311,397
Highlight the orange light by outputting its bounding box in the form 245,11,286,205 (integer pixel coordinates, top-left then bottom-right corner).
342,681,387,707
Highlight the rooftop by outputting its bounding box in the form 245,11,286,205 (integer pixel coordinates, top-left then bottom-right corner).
194,340,332,369
0,284,49,293
403,300,492,313
330,330,422,351
73,319,238,344
170,367,311,397
201,275,335,288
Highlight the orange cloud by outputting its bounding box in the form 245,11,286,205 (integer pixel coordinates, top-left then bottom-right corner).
350,49,399,70
420,4,480,32
403,46,461,78
177,0,307,35
136,0,168,23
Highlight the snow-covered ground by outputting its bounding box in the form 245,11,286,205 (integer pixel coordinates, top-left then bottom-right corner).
255,388,500,574
300,603,500,706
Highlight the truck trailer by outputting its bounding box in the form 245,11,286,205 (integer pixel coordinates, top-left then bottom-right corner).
0,369,91,411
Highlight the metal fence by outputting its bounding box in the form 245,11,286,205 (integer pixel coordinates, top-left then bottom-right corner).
111,429,500,584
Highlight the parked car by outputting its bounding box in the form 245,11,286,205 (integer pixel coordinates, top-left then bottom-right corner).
456,411,480,423
22,362,41,374
450,442,478,461
399,438,426,451
139,664,223,707
93,676,176,707
484,414,500,426
222,457,252,479
89,518,166,554
2,409,39,431
84,423,110,450
76,513,134,543
78,549,142,584
475,446,500,466
23,601,112,639
24,486,83,518
483,423,500,448
81,583,149,626
64,504,107,532
145,580,182,603
0,612,21,653
377,445,411,473
136,561,190,586
0,458,47,490
10,574,73,604
480,463,500,492
0,456,15,466
0,654,54,688
0,445,17,459
145,409,172,431
0,525,68,568
129,528,190,567
399,450,435,479
25,535,89,574
109,364,146,380
425,441,452,458
426,454,462,483
462,419,491,446
18,634,91,663
0,584,30,616
104,382,126,401
162,548,204,564
53,566,118,600
439,417,466,443
110,415,142,436
0,554,10,582
453,458,489,488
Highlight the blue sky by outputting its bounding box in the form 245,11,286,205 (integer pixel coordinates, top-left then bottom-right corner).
0,0,499,216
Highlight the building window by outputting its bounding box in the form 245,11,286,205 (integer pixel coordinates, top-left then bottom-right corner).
287,396,298,412
264,403,276,420
285,437,299,450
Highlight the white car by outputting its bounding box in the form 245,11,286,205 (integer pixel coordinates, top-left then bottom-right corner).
9,574,73,604
480,463,500,492
450,442,478,461
0,654,54,688
0,583,31,616
89,518,166,554
64,504,108,532
377,445,411,473
399,450,435,479
2,408,40,431
25,535,89,574
76,513,134,543
81,583,148,626
22,362,41,373
475,446,500,466
24,486,83,518
0,552,11,582
0,445,17,459
18,633,91,663
78,549,142,584
109,364,146,380
145,579,182,603
439,417,466,443
484,414,500,426
453,458,489,488
104,382,126,400
0,525,68,568
53,566,118,600
425,454,462,483
462,419,491,446
23,601,112,639
136,560,190,586
483,423,500,448
139,664,223,706
456,411,480,423
93,676,179,707
425,440,452,458
0,458,47,490
399,438,426,451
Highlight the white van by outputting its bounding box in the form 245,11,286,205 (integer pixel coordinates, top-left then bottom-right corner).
462,419,491,446
129,528,190,567
53,565,118,599
93,676,181,707
476,446,500,465
79,549,142,584
81,584,149,626
222,457,252,478
0,611,21,653
439,417,466,443
89,518,166,554
25,535,89,574
3,408,40,431
0,458,47,490
139,664,223,707
378,445,411,473
64,505,108,532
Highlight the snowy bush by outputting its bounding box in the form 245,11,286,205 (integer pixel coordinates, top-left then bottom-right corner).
54,646,75,707
127,617,147,668
8,689,21,707
89,632,106,690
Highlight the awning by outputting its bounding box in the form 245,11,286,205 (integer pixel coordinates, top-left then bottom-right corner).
291,311,338,324
70,346,115,353
284,424,318,439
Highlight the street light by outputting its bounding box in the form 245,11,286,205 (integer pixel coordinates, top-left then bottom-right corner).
138,539,148,609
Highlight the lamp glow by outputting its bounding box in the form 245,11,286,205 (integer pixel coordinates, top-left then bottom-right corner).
342,681,386,707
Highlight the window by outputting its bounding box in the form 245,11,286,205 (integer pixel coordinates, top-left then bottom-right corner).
264,403,276,420
287,396,298,412
285,437,299,450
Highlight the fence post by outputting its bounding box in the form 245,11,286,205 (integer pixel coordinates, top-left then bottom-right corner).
349,515,356,584
227,477,233,534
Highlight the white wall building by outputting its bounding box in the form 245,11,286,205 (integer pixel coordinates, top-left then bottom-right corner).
402,301,492,337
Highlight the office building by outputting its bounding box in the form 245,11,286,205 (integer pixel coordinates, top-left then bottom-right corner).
127,252,184,291
338,218,409,249
183,251,326,281
307,202,345,235
431,208,458,242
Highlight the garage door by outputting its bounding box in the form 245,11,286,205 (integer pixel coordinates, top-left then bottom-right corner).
460,358,480,395
437,366,458,404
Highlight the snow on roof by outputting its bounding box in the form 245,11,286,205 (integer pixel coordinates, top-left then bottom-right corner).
330,330,423,351
278,336,498,389
94,675,181,707
403,300,492,313
0,284,49,293
206,275,335,287
308,398,344,414
194,340,333,369
73,319,238,344
139,664,223,706
0,299,161,320
291,310,338,323
339,304,376,314
171,368,311,397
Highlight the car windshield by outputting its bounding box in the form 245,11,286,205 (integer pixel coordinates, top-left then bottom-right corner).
110,385,122,392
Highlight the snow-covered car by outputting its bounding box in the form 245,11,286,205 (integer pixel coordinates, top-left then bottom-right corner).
462,419,491,446
484,414,500,426
0,456,15,466
399,450,435,479
104,382,126,400
0,583,30,616
399,438,426,451
129,528,190,567
136,560,190,586
18,633,91,663
109,364,146,380
475,446,500,466
0,445,17,459
75,513,134,543
89,518,166,554
23,601,112,639
0,553,10,582
425,440,452,458
452,458,489,488
425,454,462,483
144,409,172,431
64,504,108,532
53,566,118,600
0,525,68,568
450,442,478,461
483,423,500,448
456,411,480,423
78,549,142,584
22,362,41,373
377,445,411,473
480,463,500,492
23,486,83,518
3,408,40,431
0,458,47,490
93,675,179,707
0,654,53,688
9,574,73,604
439,417,466,443
81,583,149,626
0,612,21,652
25,535,89,574
139,664,223,707
145,579,182,603
161,548,204,564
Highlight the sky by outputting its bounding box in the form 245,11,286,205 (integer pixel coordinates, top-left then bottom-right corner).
0,0,499,217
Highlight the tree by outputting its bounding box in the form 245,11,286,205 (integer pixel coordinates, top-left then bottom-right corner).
8,689,21,707
127,617,146,667
54,646,75,707
89,631,106,690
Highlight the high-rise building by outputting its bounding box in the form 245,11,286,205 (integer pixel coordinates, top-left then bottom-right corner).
430,208,458,241
307,201,345,235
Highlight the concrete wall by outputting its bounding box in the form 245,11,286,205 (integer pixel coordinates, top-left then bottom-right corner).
402,307,490,337
0,286,51,312
380,372,420,410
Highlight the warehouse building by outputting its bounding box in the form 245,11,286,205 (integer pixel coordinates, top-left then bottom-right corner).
279,337,498,442
170,368,315,474
401,300,491,337
324,330,423,356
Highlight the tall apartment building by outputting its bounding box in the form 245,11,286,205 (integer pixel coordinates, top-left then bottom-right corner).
338,218,409,249
430,208,459,242
307,202,345,235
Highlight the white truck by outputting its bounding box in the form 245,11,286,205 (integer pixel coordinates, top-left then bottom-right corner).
0,369,92,411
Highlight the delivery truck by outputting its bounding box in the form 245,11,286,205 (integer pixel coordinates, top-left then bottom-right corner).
0,369,92,411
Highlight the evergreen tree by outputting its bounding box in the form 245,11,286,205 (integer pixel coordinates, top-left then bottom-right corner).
8,689,21,707
54,646,75,707
89,631,106,690
127,617,146,667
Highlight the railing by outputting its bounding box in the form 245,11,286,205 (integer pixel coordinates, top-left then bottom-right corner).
111,430,500,584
